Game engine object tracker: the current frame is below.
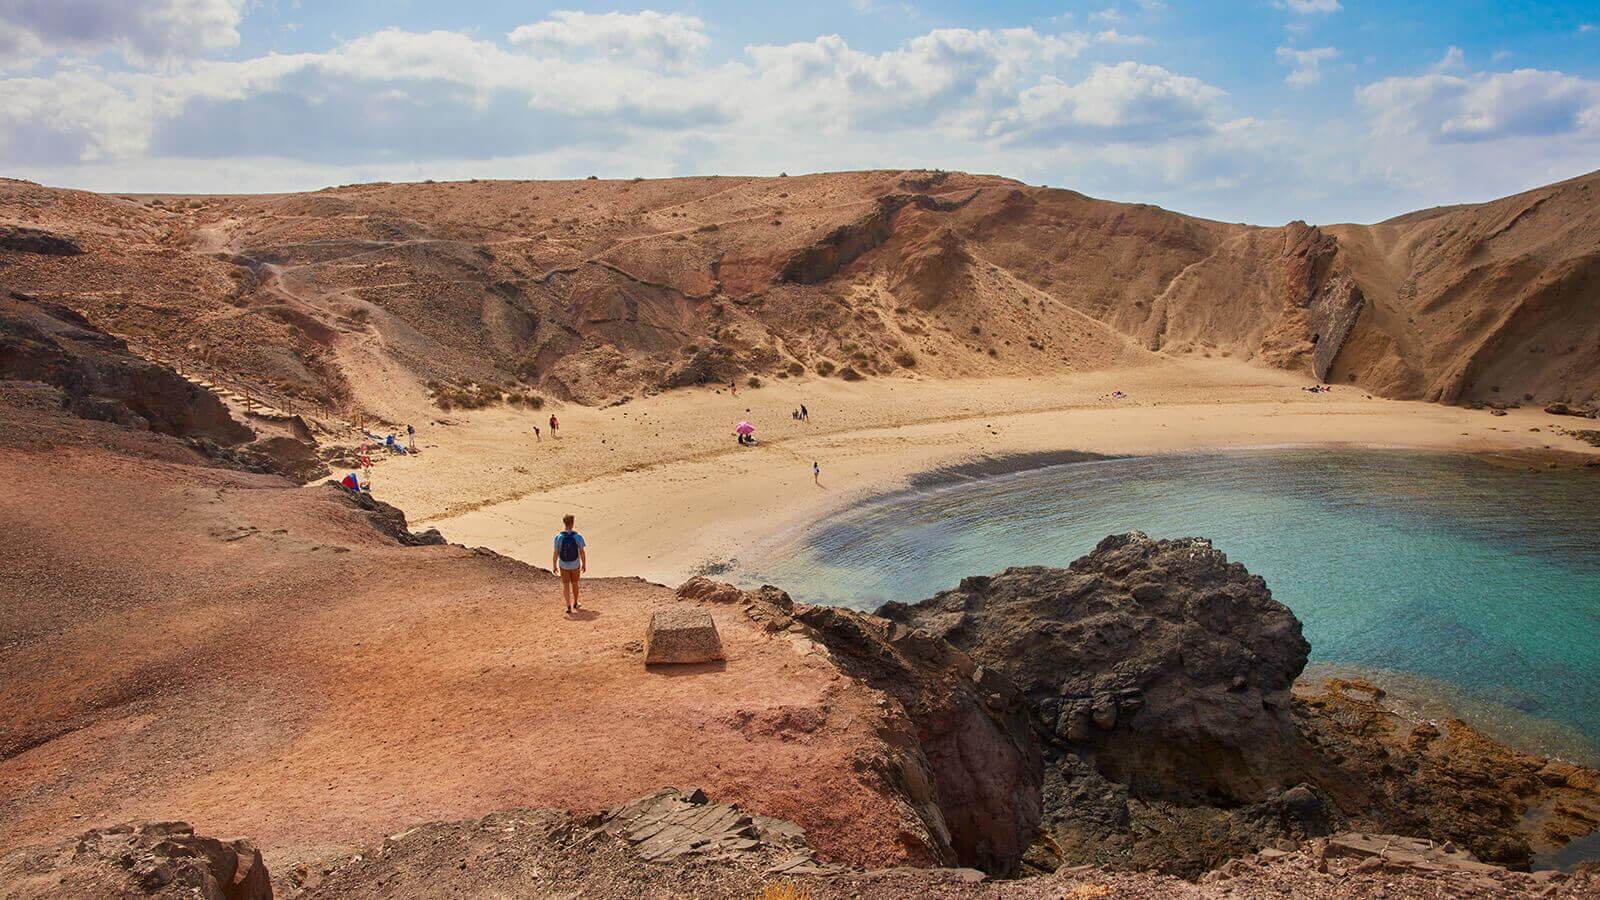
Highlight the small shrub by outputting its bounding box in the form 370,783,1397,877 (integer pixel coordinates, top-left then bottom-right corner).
747,376,763,388
894,350,917,368
970,324,981,335
839,366,863,381
683,344,700,355
814,360,835,376
787,361,805,377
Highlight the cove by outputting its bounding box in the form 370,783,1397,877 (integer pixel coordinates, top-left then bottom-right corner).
741,449,1600,765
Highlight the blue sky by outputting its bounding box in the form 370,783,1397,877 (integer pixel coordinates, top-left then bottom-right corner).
1,1,1597,223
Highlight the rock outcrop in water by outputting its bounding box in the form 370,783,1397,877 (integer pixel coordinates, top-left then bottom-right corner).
880,533,1310,806
881,531,1600,876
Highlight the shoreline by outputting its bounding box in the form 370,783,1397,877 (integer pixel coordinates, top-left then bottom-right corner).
374,357,1594,586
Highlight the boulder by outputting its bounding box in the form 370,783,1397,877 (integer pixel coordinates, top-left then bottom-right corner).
595,787,822,867
0,821,270,899
879,531,1309,805
1318,832,1501,874
645,607,725,665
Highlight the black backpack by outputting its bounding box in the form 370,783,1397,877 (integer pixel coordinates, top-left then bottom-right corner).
558,531,581,563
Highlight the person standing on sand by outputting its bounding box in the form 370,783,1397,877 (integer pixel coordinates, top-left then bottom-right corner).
406,423,415,451
533,424,541,442
549,414,559,437
801,404,809,422
813,460,820,485
552,513,587,613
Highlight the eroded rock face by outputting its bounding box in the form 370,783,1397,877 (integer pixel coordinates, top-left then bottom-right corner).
326,482,448,546
880,532,1310,806
0,290,251,445
674,577,1043,875
0,224,82,256
0,822,270,900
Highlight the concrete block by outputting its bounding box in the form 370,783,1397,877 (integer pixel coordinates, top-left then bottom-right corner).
646,607,725,665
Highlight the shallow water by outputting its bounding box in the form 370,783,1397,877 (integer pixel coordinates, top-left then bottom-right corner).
741,449,1600,764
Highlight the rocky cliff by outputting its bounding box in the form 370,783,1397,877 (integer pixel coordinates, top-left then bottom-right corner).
881,532,1600,876
676,578,1043,875
5,169,1594,414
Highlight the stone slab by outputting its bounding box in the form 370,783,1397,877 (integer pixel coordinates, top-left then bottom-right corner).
645,607,725,665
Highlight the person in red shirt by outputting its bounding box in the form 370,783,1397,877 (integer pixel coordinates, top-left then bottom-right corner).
549,414,559,437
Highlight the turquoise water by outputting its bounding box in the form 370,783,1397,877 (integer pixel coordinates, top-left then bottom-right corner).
742,450,1600,763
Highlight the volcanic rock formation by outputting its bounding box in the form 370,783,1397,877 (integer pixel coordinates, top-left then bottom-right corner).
881,532,1310,805
676,577,1043,875
0,821,270,900
5,169,1595,415
881,532,1600,875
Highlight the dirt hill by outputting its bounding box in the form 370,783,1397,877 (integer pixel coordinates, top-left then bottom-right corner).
3,169,1595,417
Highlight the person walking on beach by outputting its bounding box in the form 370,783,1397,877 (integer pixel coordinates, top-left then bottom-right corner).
552,513,587,613
812,460,820,485
532,424,541,442
801,404,809,422
549,414,559,437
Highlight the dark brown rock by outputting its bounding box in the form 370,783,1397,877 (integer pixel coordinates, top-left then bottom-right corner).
0,224,82,256
674,578,1042,875
879,532,1309,806
0,821,270,899
0,290,251,445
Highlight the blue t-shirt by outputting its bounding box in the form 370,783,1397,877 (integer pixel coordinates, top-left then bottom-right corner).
554,531,586,569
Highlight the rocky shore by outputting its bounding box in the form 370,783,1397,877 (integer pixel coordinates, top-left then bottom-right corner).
881,532,1600,876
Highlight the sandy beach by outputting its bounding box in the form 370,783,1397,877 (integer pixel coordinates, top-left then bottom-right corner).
376,356,1593,586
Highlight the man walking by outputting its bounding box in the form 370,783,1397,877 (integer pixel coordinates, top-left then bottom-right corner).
552,513,587,613
549,413,560,437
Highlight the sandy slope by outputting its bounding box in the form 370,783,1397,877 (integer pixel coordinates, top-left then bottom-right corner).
0,445,933,874
5,168,1596,429
371,357,1595,585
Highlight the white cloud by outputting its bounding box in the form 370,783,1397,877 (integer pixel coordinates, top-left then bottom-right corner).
0,23,1122,167
741,28,1090,133
1095,29,1150,46
1277,46,1338,87
991,61,1226,144
1278,0,1342,14
508,10,709,71
0,0,245,67
1431,45,1466,73
1360,66,1600,143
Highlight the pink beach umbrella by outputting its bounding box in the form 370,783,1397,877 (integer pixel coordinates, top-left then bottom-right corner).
735,421,755,436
